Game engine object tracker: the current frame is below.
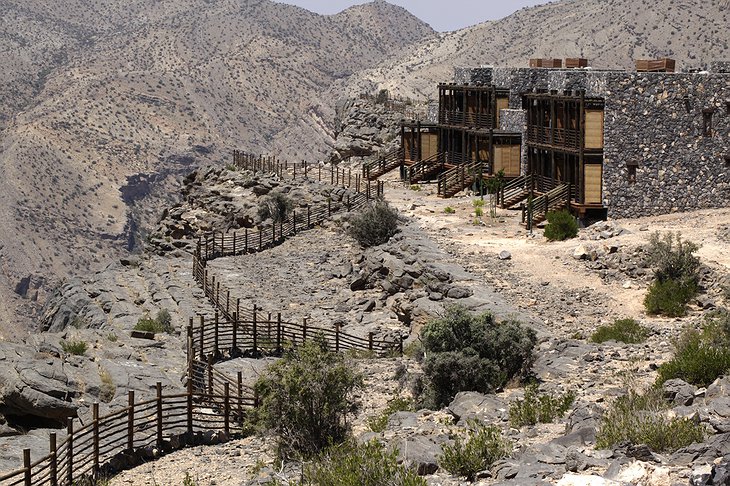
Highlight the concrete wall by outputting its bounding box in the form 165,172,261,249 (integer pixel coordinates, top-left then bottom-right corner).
455,66,730,218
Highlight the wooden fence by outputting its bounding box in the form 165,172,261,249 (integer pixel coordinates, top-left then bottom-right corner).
0,381,253,486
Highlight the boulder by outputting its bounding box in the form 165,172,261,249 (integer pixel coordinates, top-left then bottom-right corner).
448,392,506,424
396,436,441,475
662,378,696,406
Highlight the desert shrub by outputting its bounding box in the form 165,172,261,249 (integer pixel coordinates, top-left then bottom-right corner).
375,89,389,104
297,440,426,486
61,339,88,356
367,397,412,433
134,309,174,335
98,369,116,403
543,210,578,241
644,278,697,317
254,338,363,460
643,232,700,317
590,318,649,344
472,199,485,208
348,201,400,248
508,383,575,427
409,184,422,191
418,305,536,409
444,206,455,214
439,420,511,481
258,192,293,223
657,315,730,387
596,387,705,453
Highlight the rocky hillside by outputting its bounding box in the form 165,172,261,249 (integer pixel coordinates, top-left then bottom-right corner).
0,0,434,337
339,0,730,99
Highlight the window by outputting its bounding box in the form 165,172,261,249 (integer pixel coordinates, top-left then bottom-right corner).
703,109,715,137
628,165,637,184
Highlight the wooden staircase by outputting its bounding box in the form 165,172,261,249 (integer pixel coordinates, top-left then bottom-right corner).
437,161,483,198
525,183,571,225
407,153,443,184
363,148,404,181
498,174,533,209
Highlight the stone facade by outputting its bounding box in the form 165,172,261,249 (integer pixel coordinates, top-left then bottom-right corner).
456,66,730,218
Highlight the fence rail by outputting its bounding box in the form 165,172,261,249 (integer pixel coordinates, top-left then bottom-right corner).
0,383,247,486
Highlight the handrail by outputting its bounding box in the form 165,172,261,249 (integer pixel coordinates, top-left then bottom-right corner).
499,174,533,208
407,152,443,183
362,147,404,181
437,161,485,198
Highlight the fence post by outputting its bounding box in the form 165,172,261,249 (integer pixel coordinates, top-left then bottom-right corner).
252,305,258,356
93,402,100,478
156,382,163,451
272,223,275,246
304,161,308,178
335,323,340,352
232,312,238,356
302,318,307,344
307,205,311,228
348,168,352,187
347,195,351,212
245,228,248,252
224,382,230,437
259,228,263,251
214,311,219,358
233,232,236,255
50,433,58,486
293,163,296,179
23,449,31,486
328,199,331,217
207,356,213,396
276,313,282,352
399,336,404,356
293,210,296,234
66,418,73,484
187,368,193,437
236,298,241,321
237,371,243,428
127,391,135,453
331,166,334,184
368,332,374,352
226,291,230,317
199,316,205,362
280,220,283,242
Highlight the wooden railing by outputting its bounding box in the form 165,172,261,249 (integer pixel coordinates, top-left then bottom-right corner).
362,148,404,181
439,110,494,129
0,383,251,486
407,153,444,184
524,183,571,225
527,125,580,151
437,161,485,198
498,174,533,208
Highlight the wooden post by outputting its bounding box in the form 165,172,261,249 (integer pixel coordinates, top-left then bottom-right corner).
335,323,340,352
293,210,296,234
331,166,334,184
399,336,404,355
307,205,311,228
199,316,205,362
237,371,243,427
347,195,351,212
259,228,262,251
236,299,241,321
293,163,296,179
156,383,163,451
348,168,352,187
49,433,58,486
186,368,193,436
252,305,258,356
128,391,135,453
93,402,100,478
368,332,374,352
245,228,248,252
23,449,31,486
280,220,283,242
277,313,282,352
214,311,219,358
233,232,237,255
66,419,73,484
304,161,308,178
226,291,230,316
224,382,230,436
232,312,238,355
318,165,321,182
302,318,307,343
328,199,331,217
207,356,213,396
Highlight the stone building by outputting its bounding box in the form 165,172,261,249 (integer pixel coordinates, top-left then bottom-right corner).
399,62,729,220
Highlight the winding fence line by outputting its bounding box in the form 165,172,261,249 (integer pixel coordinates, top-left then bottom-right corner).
1,152,400,485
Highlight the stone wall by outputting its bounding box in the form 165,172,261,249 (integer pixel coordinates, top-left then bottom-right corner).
457,67,730,218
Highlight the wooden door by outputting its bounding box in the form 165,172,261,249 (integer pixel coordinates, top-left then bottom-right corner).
584,164,602,204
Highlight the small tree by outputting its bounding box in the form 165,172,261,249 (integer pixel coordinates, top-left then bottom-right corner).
418,305,536,409
484,170,505,219
254,338,363,460
643,232,700,317
258,192,293,223
348,201,400,248
543,210,579,241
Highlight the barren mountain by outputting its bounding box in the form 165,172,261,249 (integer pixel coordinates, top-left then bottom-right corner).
339,0,730,100
0,0,434,336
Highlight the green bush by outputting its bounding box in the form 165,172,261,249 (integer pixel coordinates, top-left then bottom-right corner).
644,278,697,317
590,318,649,344
418,305,536,409
543,210,578,241
508,383,575,427
643,232,700,317
596,387,705,453
61,339,88,356
134,309,174,335
367,397,412,433
254,338,363,460
258,192,293,223
348,201,400,248
439,420,511,481
444,206,455,214
657,317,730,387
298,440,426,486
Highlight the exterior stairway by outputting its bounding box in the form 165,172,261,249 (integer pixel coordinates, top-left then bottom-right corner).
363,148,404,181
407,153,443,184
524,183,571,225
437,161,483,198
498,174,533,209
